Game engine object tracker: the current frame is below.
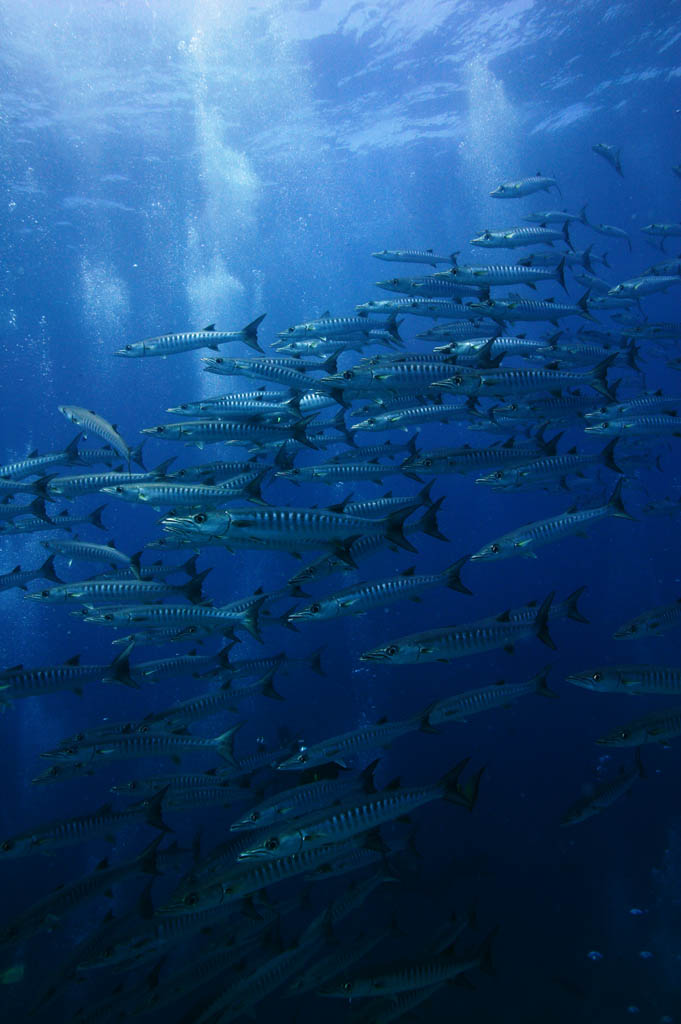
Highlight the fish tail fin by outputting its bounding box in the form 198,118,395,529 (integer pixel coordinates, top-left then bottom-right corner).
582,244,594,273
215,723,243,763
28,496,49,522
579,203,589,226
564,585,589,623
600,436,623,474
416,495,449,543
332,408,355,448
129,550,143,580
291,419,319,451
382,505,419,553
105,640,140,689
626,340,642,373
443,759,484,811
532,664,559,698
243,314,266,352
260,668,285,701
130,440,147,470
406,432,420,460
142,786,172,833
535,591,556,649
182,566,212,604
590,352,618,398
88,504,107,531
443,555,472,595
137,834,164,876
39,554,62,585
556,256,568,294
244,469,271,505
386,312,403,343
577,289,598,322
562,220,574,252
63,432,82,462
607,479,635,520
308,646,326,676
240,595,267,640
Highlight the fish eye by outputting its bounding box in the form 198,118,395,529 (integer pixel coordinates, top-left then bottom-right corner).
342,982,352,993
184,892,199,906
215,358,224,364
1,840,14,851
139,725,149,733
128,781,138,790
48,766,58,776
41,589,49,597
423,458,432,468
628,625,637,634
103,947,114,959
180,404,189,410
193,513,207,524
104,613,114,622
490,544,500,554
250,812,259,823
264,837,279,851
223,886,233,896
297,752,309,764
493,471,503,480
386,645,398,656
366,417,376,425
63,746,76,755
592,673,602,682
619,730,630,740
453,376,463,385
391,278,399,285
125,344,132,351
115,486,124,493
155,426,165,434
310,603,321,614
342,370,354,380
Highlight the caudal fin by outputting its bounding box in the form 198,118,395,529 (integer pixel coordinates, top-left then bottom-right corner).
534,591,556,650
607,479,635,520
442,555,472,596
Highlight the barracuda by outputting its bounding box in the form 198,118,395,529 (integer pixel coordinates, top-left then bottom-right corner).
101,468,269,509
439,259,567,291
115,315,266,357
609,275,681,298
428,666,557,725
465,354,617,400
361,590,556,664
161,503,422,564
518,246,608,270
276,460,419,488
289,929,390,996
328,435,420,461
524,206,588,224
41,724,242,766
613,598,681,639
201,356,325,393
356,297,483,320
584,412,681,438
231,763,377,833
78,594,265,640
476,437,622,490
142,670,283,732
597,706,681,747
26,569,209,607
434,336,554,362
239,760,480,861
371,248,455,267
166,395,306,421
288,556,471,623
471,222,572,250
46,460,175,499
0,643,137,705
471,480,632,561
140,416,319,451
0,554,61,593
58,406,131,463
588,222,632,250
279,313,397,339
351,400,477,433
0,788,169,859
593,142,623,176
0,435,83,480
405,434,552,476
468,292,595,326
0,504,107,536
41,537,142,577
276,705,437,771
567,664,681,695
490,173,561,198
561,752,644,825
375,276,484,298
213,645,325,682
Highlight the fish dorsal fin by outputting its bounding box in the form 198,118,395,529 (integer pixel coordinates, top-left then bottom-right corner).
376,715,388,725
401,566,416,577
97,802,113,815
203,324,216,332
385,777,401,791
496,610,511,622
65,654,80,666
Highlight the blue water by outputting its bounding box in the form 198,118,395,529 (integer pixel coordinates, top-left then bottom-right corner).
1,2,681,1021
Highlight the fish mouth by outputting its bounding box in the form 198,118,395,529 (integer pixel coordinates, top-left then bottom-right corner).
359,651,391,662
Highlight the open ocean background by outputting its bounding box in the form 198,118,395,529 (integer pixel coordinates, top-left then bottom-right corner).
1,2,681,1021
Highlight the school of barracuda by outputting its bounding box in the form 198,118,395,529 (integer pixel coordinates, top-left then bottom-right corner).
0,155,680,1021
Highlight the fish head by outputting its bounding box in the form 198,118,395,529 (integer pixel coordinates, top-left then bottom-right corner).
612,619,644,639
238,830,303,860
489,184,510,198
288,598,335,623
115,342,142,357
360,641,405,663
595,724,640,746
565,668,623,692
471,539,510,562
477,467,517,489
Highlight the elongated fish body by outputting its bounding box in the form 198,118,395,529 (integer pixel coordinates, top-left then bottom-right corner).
276,461,415,488
276,713,430,772
442,261,565,288
290,929,389,996
561,754,644,825
166,396,304,422
141,416,318,451
469,291,594,325
0,644,136,702
416,322,494,340
42,537,141,576
490,174,560,198
161,504,420,561
471,223,571,249
78,596,263,640
239,761,477,861
201,357,323,395
351,402,476,432
58,406,130,463
593,143,623,177
231,772,372,832
0,504,107,536
434,337,552,361
429,667,556,725
584,412,681,438
115,315,266,357
356,297,484,321
476,439,622,490
0,789,168,859
406,438,547,478
518,246,608,270
614,598,681,639
572,269,611,293
0,435,82,480
467,355,617,401
289,558,470,623
72,441,147,469
279,314,392,340
589,223,631,249
371,248,455,267
42,725,241,766
144,674,280,732
47,467,170,499
641,222,681,239
27,572,205,607
524,206,588,224
609,275,681,298
567,664,681,694
0,555,61,593
375,276,482,298
328,436,420,461
471,480,631,561
134,648,225,681
323,359,467,396
102,469,268,509
597,706,681,747
361,591,555,665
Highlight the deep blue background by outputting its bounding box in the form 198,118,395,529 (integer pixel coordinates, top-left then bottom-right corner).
1,2,681,1021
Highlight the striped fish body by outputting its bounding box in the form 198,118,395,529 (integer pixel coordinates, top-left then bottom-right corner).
321,946,486,997
407,440,544,476
276,716,421,771
443,263,561,286
490,174,560,198
115,315,266,357
614,599,681,639
376,276,482,298
561,759,642,825
352,403,474,431
280,315,386,339
428,668,555,724
585,413,681,437
471,225,568,249
201,357,315,393
597,706,681,746
58,406,130,462
47,469,158,499
43,727,239,765
42,538,139,574
372,249,454,267
356,298,481,321
231,775,364,832
469,297,586,324
567,664,681,694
